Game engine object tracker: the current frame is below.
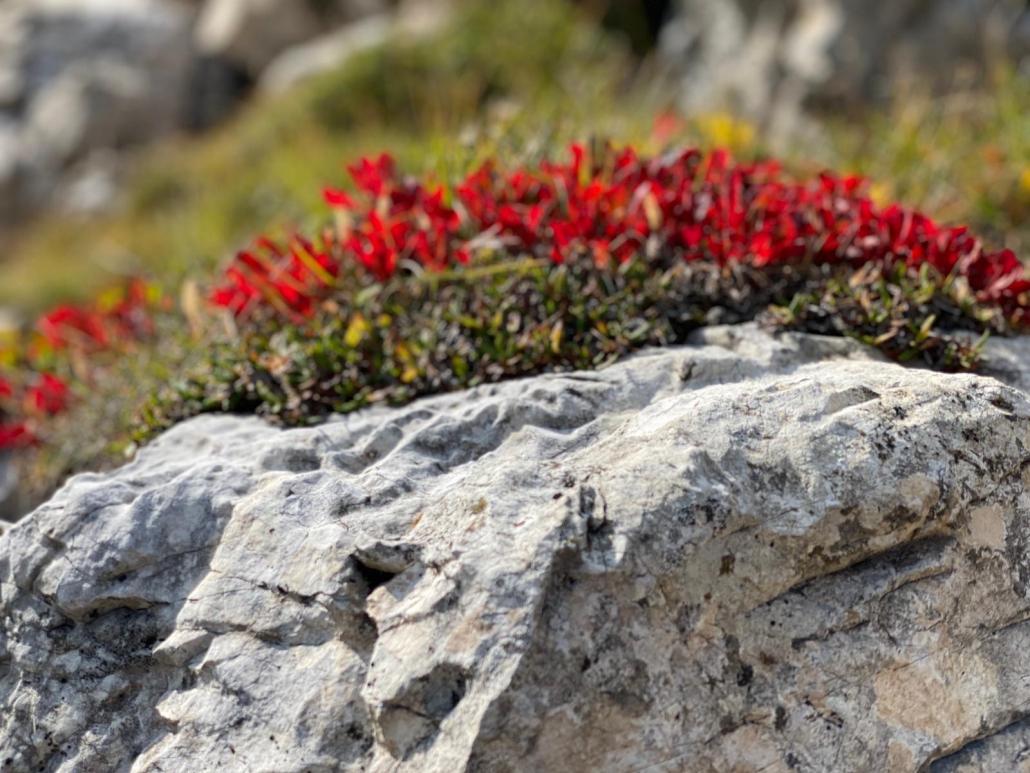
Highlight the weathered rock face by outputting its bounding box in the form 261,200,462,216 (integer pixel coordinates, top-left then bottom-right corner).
659,0,1029,137
3,324,1030,771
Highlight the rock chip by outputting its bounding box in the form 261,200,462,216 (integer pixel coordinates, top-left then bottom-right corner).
3,324,1030,771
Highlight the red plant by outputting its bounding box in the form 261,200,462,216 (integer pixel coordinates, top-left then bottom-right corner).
0,279,158,452
2,143,1027,455
0,421,32,450
26,373,70,416
212,144,1030,327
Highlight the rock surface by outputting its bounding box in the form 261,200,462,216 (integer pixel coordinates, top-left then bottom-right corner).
3,324,1030,771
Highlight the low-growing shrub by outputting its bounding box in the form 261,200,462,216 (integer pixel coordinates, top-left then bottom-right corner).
3,142,1026,465
141,142,1027,433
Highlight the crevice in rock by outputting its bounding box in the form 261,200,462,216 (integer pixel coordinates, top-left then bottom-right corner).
784,532,956,603
351,541,422,595
925,711,1030,771
352,560,400,597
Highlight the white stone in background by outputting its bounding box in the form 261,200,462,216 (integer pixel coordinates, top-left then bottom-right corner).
259,1,453,95
196,0,390,77
0,0,196,221
659,0,1030,139
0,119,23,218
56,150,123,215
259,14,394,95
3,324,1030,771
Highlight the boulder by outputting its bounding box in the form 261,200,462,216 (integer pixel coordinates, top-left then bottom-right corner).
258,2,451,96
259,14,394,96
658,0,1030,136
3,324,1030,771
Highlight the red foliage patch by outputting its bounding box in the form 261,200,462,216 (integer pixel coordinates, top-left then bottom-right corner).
2,144,1027,454
211,144,1030,328
0,279,156,451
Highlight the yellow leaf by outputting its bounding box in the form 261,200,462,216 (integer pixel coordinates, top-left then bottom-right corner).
394,341,418,383
179,279,205,338
643,192,662,231
345,313,370,347
550,320,564,353
869,182,891,208
697,112,756,150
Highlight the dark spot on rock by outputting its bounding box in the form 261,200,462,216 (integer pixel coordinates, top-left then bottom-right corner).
354,561,397,594
775,705,787,731
736,663,753,687
988,394,1015,415
720,554,735,575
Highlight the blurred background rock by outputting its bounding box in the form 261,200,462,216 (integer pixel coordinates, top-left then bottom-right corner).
659,0,1028,137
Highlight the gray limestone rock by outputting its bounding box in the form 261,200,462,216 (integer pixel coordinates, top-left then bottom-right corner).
3,324,1030,771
